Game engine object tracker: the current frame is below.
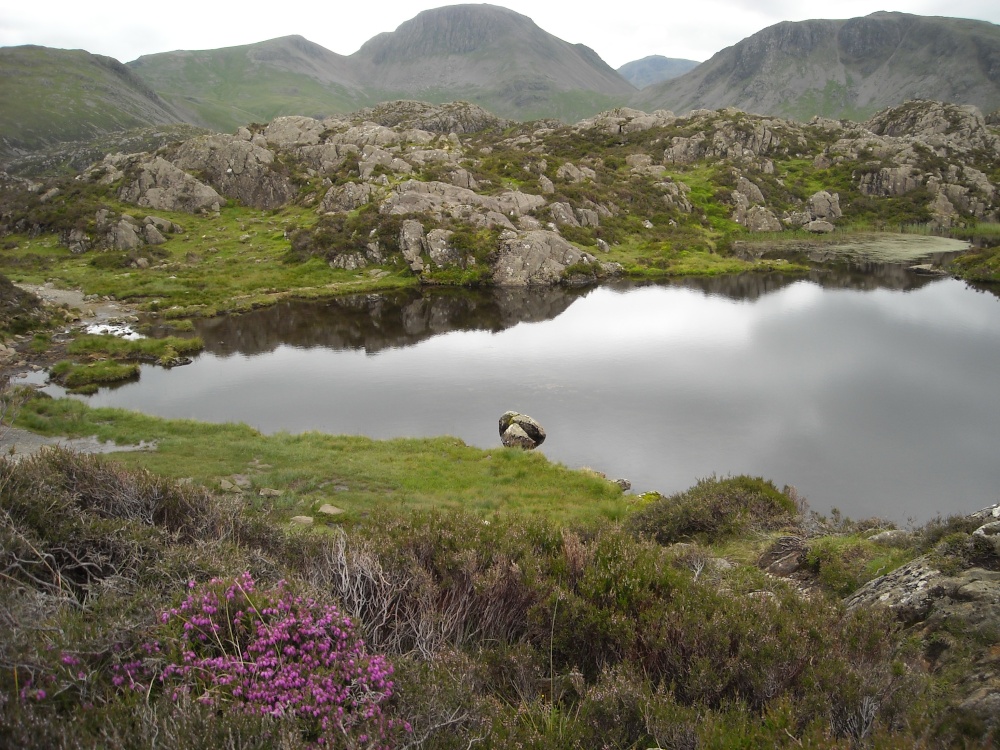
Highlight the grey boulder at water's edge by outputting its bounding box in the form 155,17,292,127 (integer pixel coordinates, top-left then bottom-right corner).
499,411,546,450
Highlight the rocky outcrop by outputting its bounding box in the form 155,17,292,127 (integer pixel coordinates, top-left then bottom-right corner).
351,100,508,135
172,132,294,210
499,411,546,449
380,180,545,229
320,182,377,213
490,230,602,286
111,154,223,213
845,503,1000,731
576,107,676,135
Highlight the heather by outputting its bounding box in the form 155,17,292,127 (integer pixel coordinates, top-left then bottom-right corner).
2,429,997,747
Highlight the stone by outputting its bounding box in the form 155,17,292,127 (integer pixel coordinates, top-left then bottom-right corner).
758,536,806,577
501,423,536,449
556,162,595,183
745,206,783,232
498,411,546,449
320,182,375,213
576,208,600,227
490,230,600,286
869,529,912,545
596,239,611,253
425,229,460,268
143,215,182,234
109,219,142,251
398,219,426,271
805,220,836,233
318,504,345,516
808,190,842,220
66,228,90,254
143,224,167,245
290,516,314,525
549,202,579,227
259,488,283,497
116,155,223,214
973,521,1000,537
614,479,631,491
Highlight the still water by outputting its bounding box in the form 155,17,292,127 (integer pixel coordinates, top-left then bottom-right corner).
79,264,1000,524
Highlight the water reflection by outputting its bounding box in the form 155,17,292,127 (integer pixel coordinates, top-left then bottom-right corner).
190,262,960,358
81,270,1000,524
192,286,592,357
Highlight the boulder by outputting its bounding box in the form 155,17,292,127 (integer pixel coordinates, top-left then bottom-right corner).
117,155,223,213
549,202,579,227
109,219,142,251
805,220,836,234
425,229,460,268
576,208,600,228
143,224,167,245
380,180,544,224
398,219,426,271
490,230,598,286
556,162,595,183
320,182,376,213
758,536,806,577
499,411,546,449
808,190,842,220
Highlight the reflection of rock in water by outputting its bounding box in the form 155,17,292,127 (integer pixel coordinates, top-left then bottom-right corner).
190,261,997,357
657,261,948,302
193,286,592,356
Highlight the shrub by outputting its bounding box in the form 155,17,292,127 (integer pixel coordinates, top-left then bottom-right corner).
626,475,798,545
118,573,405,747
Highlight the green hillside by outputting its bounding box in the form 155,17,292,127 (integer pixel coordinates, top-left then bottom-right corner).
0,46,184,158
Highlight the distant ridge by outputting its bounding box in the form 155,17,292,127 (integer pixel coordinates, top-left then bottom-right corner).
128,35,368,133
0,45,185,158
632,12,1000,119
617,56,701,89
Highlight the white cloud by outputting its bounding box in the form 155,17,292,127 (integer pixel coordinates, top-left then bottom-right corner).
0,0,997,69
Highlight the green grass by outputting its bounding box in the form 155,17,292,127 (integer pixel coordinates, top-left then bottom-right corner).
0,201,418,318
67,334,203,358
49,360,140,391
15,396,630,526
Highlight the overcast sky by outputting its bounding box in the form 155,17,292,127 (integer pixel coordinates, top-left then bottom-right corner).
1,0,999,68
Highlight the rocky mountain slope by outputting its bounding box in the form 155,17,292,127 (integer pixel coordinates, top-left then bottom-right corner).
349,4,635,122
0,46,186,160
617,55,701,89
126,4,635,132
634,12,1000,120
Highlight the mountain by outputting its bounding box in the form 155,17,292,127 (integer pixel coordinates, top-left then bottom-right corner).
633,12,1000,120
0,46,185,159
128,35,369,132
617,56,701,89
348,4,635,121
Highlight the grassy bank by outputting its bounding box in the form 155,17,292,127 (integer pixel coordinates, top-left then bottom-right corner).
15,394,630,526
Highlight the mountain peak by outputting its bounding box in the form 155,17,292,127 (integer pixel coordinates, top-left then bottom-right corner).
357,4,544,63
